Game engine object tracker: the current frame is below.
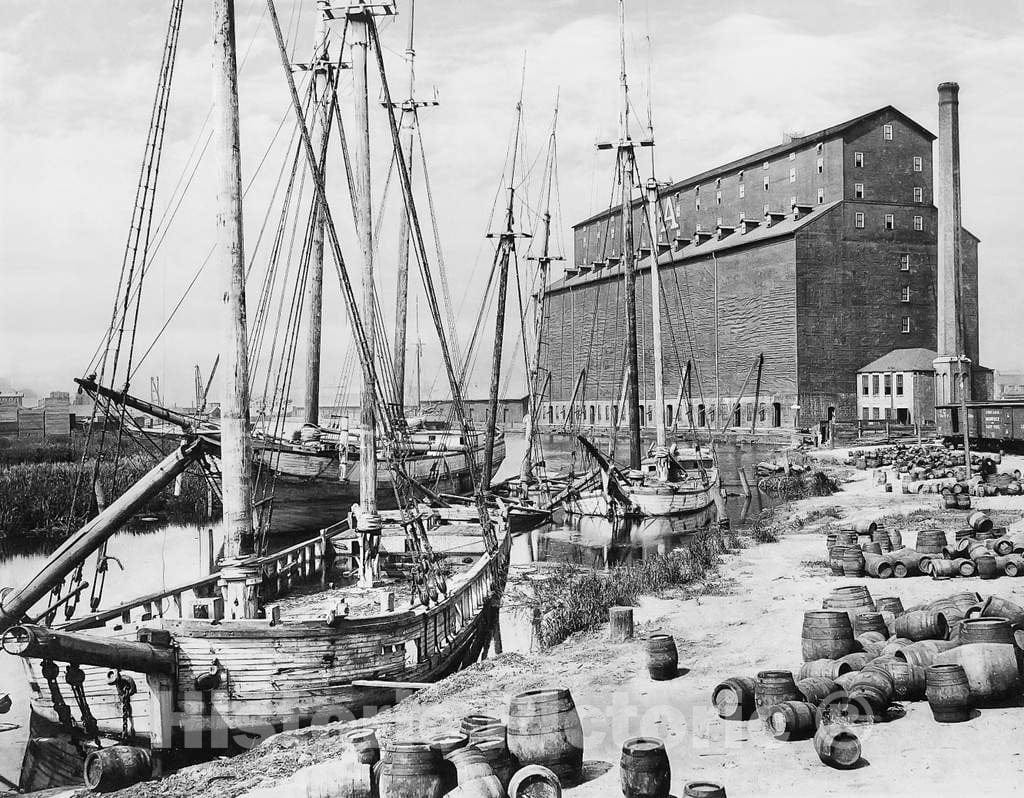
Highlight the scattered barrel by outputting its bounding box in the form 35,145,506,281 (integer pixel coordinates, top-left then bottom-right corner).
83,746,152,792
845,669,894,718
929,560,959,579
766,700,818,740
683,782,727,798
874,597,904,616
871,529,893,553
798,659,851,681
893,640,958,667
968,511,993,533
609,606,634,642
915,529,948,555
862,552,892,578
885,549,925,578
474,740,514,789
647,634,678,681
835,530,858,546
828,546,848,576
796,677,843,709
837,652,872,671
959,618,1015,645
958,560,977,577
853,612,887,638
801,611,855,662
620,737,670,798
968,596,1024,627
986,537,1015,556
346,728,381,765
444,746,495,785
855,637,887,659
894,610,948,642
469,724,507,744
376,742,444,798
461,716,502,735
824,586,875,625
975,554,999,580
853,519,877,535
813,726,862,769
865,658,926,701
506,689,584,783
429,734,469,793
887,529,904,550
833,671,860,692
933,643,1020,705
926,663,972,722
711,677,757,721
956,494,972,509
998,554,1024,576
754,671,801,721
508,764,562,798
842,548,865,577
862,541,883,556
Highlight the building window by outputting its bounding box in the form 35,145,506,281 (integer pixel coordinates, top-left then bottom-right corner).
861,375,869,395
738,170,744,182
763,175,770,191
862,407,870,421
715,190,722,205
816,157,823,174
913,215,923,231
883,123,893,140
763,161,770,170
914,187,923,203
739,183,745,198
901,286,911,302
854,151,864,167
913,156,923,172
872,407,880,420
789,152,796,161
854,183,864,199
763,203,770,216
900,253,910,271
695,189,701,211
884,214,895,230
790,195,797,208
884,374,892,395
717,216,723,226
885,407,893,420
901,316,911,333
855,212,865,228
817,188,825,204
872,375,879,395
715,178,721,189
816,142,823,154
896,374,904,396
789,167,796,183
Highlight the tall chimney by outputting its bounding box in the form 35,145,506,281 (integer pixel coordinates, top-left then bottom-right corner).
932,81,970,406
935,81,963,358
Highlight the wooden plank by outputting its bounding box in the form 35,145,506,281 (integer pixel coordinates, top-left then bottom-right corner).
350,679,431,690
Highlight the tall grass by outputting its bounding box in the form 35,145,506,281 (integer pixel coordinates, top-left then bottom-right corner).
526,529,729,648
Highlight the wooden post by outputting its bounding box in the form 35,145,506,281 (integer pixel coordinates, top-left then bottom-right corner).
645,178,667,449
212,0,254,563
749,353,764,434
738,467,752,498
609,606,634,642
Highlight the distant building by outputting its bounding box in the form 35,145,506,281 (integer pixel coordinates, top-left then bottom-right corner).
539,105,981,431
856,348,938,424
995,372,1024,399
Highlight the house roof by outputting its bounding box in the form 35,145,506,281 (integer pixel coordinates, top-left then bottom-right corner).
574,105,935,230
547,201,841,295
858,348,939,373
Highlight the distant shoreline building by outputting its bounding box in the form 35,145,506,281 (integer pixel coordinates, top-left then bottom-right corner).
538,104,981,431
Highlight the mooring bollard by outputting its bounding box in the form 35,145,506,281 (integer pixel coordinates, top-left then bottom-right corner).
609,606,634,642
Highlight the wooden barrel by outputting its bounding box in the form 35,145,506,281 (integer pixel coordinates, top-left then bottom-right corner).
894,610,948,641
865,658,926,701
796,677,843,709
853,519,877,535
998,554,1024,576
507,689,584,783
874,596,904,616
83,746,152,792
955,528,975,543
825,532,838,554
444,747,495,784
801,611,855,662
429,735,469,793
871,528,893,553
827,545,846,575
915,529,948,555
267,758,371,798
754,671,801,720
835,530,859,546
461,716,502,735
711,676,757,721
988,537,1015,556
862,552,892,578
683,781,727,797
474,740,514,790
893,639,958,667
958,560,977,577
797,659,851,681
929,560,959,579
378,742,444,798
888,529,904,550
853,612,887,637
620,737,670,798
813,726,861,769
646,634,678,681
925,663,972,722
975,554,999,580
934,643,1020,705
609,606,635,642
845,669,893,719
842,548,865,577
967,596,1024,627
959,618,1015,645
469,724,507,744
861,541,883,556
507,764,562,798
837,652,872,671
956,493,972,509
346,729,381,766
968,511,993,533
824,586,875,625
766,700,817,740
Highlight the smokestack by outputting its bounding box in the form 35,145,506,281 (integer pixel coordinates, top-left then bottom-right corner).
935,81,962,357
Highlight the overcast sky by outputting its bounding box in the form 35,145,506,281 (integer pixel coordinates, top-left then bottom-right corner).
2,0,1023,405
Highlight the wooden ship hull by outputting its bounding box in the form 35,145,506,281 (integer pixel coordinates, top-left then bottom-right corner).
566,469,720,518
11,519,511,765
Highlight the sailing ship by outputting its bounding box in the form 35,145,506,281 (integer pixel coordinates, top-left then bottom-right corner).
1,1,508,786
562,0,720,519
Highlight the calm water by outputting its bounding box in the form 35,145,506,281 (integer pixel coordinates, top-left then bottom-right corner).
0,433,780,786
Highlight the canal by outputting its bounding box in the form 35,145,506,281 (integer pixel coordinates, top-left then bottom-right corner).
0,433,782,787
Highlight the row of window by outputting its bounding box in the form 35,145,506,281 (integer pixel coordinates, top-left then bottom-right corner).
862,373,906,396
854,151,924,172
854,183,925,203
863,406,900,420
854,212,924,231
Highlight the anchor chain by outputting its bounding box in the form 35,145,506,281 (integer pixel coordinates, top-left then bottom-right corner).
109,670,137,741
41,659,75,732
65,664,100,742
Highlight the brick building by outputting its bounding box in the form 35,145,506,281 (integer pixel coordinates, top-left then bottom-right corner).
856,348,937,424
538,105,980,431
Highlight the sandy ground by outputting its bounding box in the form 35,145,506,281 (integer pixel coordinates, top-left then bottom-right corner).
85,453,1024,798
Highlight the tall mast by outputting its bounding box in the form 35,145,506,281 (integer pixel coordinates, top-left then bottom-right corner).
348,2,381,572
391,0,416,416
303,15,331,427
599,0,645,469
645,174,665,448
482,87,527,490
520,104,562,484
